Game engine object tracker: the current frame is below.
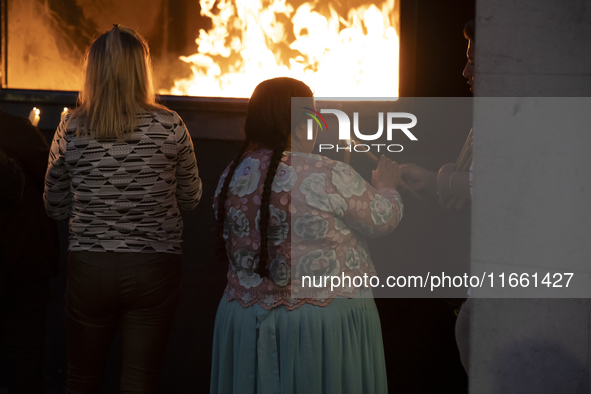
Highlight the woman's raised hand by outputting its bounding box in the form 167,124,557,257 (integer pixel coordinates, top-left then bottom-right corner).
372,155,401,190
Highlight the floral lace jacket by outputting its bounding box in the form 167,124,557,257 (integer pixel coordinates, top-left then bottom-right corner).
213,149,403,310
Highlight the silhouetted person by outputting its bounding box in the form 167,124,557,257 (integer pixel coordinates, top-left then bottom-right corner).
0,108,59,393
0,146,25,211
399,20,476,373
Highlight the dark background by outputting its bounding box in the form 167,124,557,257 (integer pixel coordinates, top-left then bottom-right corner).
376,1,475,392
0,0,475,392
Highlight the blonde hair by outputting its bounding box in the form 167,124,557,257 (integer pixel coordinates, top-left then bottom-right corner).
71,25,169,139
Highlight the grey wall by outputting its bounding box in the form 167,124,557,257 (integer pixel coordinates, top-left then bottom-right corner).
470,0,591,392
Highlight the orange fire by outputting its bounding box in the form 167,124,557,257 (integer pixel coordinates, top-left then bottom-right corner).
161,0,399,98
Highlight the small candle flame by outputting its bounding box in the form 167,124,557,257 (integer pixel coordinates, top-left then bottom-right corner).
29,107,41,127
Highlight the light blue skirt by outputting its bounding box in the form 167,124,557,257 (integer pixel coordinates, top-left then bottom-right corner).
210,293,388,394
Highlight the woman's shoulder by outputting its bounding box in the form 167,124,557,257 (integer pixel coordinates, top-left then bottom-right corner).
147,109,182,127
286,151,342,173
62,113,83,137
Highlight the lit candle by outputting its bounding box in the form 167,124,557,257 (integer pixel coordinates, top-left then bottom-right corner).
61,107,69,120
28,107,40,127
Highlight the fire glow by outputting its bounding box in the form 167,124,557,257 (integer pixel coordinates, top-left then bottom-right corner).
162,0,399,98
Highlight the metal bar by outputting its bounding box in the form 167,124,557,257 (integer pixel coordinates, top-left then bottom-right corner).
1,0,7,88
0,89,249,113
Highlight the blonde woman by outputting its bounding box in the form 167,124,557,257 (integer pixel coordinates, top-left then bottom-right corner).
44,25,202,393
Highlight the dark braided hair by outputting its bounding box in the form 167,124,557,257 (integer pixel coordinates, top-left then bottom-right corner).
216,77,314,278
256,141,285,276
216,137,251,245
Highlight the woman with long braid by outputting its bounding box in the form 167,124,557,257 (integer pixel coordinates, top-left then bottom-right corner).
211,77,403,394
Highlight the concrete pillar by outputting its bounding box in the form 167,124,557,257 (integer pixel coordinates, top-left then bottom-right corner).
470,0,591,392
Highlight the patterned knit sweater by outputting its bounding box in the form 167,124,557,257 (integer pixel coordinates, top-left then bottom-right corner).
44,111,202,254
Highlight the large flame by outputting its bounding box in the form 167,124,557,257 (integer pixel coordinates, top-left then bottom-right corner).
162,0,399,98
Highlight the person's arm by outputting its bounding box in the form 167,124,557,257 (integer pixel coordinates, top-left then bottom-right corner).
0,147,25,212
43,119,72,220
400,162,472,200
399,163,438,193
319,157,403,238
436,163,472,200
174,114,202,210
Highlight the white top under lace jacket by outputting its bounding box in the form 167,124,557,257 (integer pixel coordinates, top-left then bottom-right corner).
44,111,202,254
